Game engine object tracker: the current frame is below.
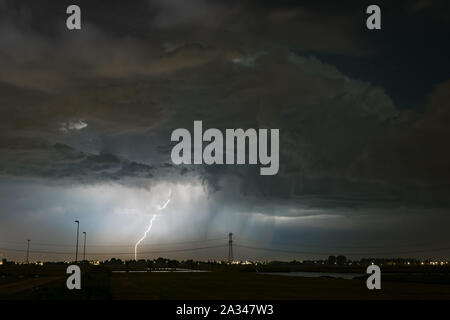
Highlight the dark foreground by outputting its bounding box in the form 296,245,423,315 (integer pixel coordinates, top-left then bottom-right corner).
1,266,449,300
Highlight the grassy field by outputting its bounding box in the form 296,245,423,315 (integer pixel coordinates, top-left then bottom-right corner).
109,272,450,300
1,266,450,300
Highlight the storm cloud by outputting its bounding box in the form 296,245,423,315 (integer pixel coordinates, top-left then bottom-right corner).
1,0,449,261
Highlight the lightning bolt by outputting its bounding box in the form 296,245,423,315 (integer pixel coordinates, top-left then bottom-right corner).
134,190,171,260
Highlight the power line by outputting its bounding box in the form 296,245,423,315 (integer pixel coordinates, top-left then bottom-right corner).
2,242,450,258
2,238,450,260
0,237,228,248
0,245,228,256
233,236,447,249
235,245,450,256
1,236,446,251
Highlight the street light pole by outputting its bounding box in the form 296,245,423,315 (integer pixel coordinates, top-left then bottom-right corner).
26,239,30,264
82,231,86,262
74,220,79,263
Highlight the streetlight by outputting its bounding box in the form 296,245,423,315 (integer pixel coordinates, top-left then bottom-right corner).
82,232,87,262
26,239,30,264
74,220,79,263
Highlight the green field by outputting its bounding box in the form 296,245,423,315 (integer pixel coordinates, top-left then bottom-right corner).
1,266,450,300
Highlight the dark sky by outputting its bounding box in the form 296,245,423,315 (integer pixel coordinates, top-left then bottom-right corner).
0,0,449,262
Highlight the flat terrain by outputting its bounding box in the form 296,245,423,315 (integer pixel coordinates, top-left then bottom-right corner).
1,269,449,300
110,272,450,300
0,276,62,294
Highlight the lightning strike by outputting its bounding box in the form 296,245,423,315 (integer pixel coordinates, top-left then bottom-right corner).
134,190,171,260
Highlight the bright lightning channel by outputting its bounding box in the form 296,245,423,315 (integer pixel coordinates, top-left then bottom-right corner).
134,190,171,260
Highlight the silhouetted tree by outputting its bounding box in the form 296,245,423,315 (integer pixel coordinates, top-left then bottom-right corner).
337,255,347,265
328,256,336,265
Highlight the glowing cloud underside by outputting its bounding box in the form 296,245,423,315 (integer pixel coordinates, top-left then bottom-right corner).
134,190,172,260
